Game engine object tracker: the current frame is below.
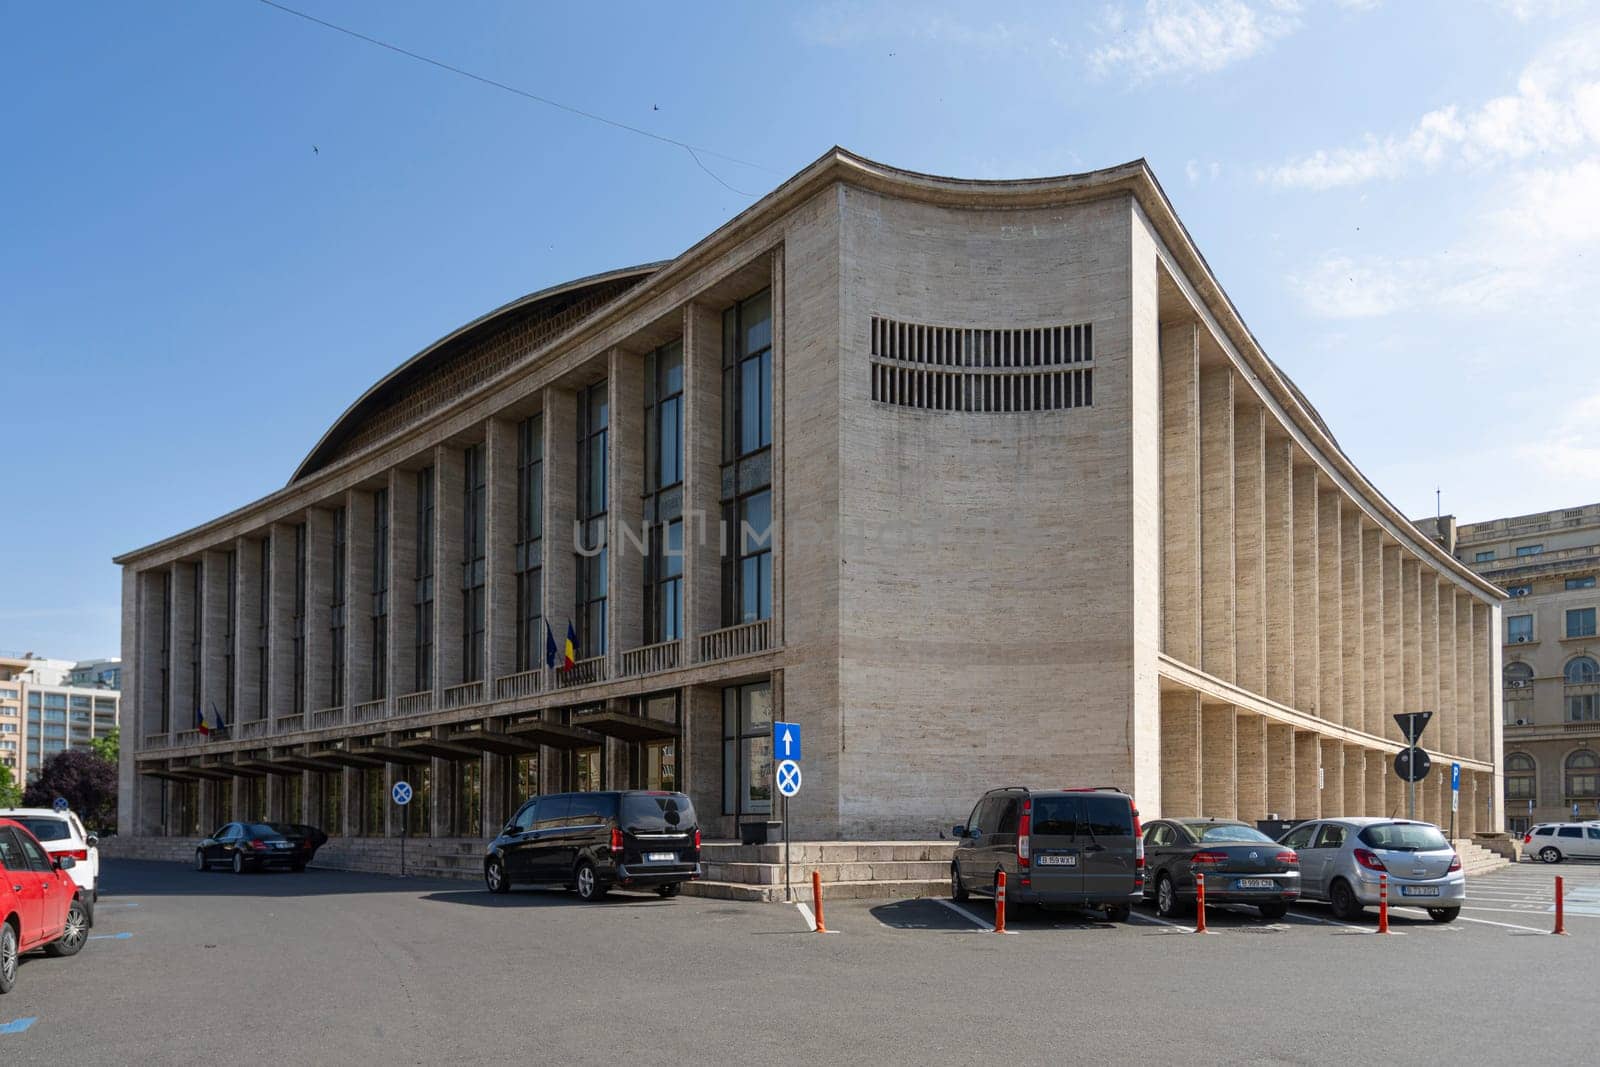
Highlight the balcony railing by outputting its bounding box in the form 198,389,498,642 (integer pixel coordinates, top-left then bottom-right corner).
699,619,771,663
238,718,269,740
274,713,305,734
494,669,544,700
555,656,606,689
352,699,388,724
396,690,433,716
311,706,346,729
1564,721,1600,735
619,640,681,678
175,729,201,746
142,732,169,750
442,681,485,710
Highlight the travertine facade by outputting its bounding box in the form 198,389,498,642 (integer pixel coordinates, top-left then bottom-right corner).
115,149,1504,849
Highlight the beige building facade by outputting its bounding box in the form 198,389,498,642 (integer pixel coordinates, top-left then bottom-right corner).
1453,504,1600,833
115,149,1504,849
0,654,120,783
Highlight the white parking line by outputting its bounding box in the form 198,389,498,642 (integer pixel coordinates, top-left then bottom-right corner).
1127,911,1194,933
1283,911,1371,931
1389,906,1552,934
794,901,816,931
932,898,995,932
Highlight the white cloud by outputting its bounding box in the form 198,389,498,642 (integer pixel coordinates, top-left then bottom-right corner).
1495,0,1587,21
1083,0,1305,81
1514,388,1600,484
1185,159,1224,182
793,2,1021,48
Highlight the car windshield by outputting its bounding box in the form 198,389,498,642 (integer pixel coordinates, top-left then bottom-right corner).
1359,823,1450,852
1188,823,1274,843
620,794,696,832
10,816,71,842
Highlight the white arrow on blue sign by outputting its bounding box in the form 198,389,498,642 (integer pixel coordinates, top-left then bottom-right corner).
773,721,801,762
392,781,413,806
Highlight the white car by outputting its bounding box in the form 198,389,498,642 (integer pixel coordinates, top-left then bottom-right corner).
1523,822,1600,863
0,807,100,900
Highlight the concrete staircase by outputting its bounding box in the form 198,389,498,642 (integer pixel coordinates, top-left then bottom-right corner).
1455,838,1510,876
686,841,955,902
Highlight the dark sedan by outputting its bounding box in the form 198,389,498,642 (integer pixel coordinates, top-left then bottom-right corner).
194,822,314,874
269,823,328,868
1142,818,1300,920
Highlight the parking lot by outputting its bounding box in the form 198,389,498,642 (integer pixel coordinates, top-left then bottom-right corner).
2,858,1594,1064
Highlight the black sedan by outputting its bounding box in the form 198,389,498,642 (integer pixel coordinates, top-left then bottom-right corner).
269,823,328,868
194,822,315,874
1142,818,1301,920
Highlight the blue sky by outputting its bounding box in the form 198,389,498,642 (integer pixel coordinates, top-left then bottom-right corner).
5,0,1599,659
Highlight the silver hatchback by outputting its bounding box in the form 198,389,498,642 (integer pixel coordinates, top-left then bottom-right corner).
1278,818,1464,923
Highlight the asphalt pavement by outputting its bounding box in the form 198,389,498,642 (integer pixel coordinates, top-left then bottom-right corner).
1,857,1593,1065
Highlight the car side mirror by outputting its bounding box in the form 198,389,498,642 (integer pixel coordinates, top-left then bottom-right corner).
86,834,99,848
951,824,967,838
57,855,76,870
502,823,517,836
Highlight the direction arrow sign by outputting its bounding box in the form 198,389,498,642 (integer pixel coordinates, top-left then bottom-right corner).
392,781,413,806
776,759,802,798
1393,712,1433,745
773,721,802,762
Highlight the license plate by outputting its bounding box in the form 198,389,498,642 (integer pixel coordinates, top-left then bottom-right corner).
1235,878,1276,889
646,852,677,863
1035,854,1076,867
1401,885,1441,897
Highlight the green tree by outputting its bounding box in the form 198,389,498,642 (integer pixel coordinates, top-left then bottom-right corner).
0,764,21,808
90,727,119,765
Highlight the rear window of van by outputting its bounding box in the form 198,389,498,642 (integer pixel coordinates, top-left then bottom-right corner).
622,794,696,832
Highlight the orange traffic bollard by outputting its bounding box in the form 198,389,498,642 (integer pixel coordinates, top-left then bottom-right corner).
1377,874,1390,934
1555,875,1566,936
995,870,1007,933
1195,872,1207,933
812,869,826,933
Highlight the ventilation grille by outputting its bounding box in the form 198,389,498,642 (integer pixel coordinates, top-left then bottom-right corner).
869,316,1093,413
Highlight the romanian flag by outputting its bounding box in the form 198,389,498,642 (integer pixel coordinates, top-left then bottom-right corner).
563,621,578,670
196,706,210,737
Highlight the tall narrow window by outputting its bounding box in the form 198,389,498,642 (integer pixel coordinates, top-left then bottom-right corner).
293,523,307,716
463,443,488,683
721,291,773,627
576,382,609,657
644,340,684,644
256,536,270,720
330,506,347,707
515,414,544,672
372,488,389,700
223,549,236,722
189,561,202,721
414,467,435,692
159,569,172,732
721,681,772,816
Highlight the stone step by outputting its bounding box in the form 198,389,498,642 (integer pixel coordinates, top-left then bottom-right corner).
701,860,951,885
683,878,948,903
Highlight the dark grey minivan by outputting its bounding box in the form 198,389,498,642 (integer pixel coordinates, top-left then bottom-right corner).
950,787,1143,921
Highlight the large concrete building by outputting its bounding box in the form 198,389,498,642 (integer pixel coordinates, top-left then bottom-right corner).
0,654,120,782
114,149,1504,851
1451,504,1600,833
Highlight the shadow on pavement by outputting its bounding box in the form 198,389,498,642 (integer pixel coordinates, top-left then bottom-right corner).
100,858,466,897
421,887,679,910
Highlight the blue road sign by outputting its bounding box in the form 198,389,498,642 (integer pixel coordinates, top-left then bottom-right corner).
1451,763,1460,791
392,781,413,806
773,721,802,762
53,796,69,813
776,760,802,798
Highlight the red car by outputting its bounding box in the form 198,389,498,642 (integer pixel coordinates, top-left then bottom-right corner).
1,817,90,994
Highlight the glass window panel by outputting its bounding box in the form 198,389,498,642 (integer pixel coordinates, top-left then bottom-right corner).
759,350,772,447
743,291,771,353
663,519,684,578
663,340,683,394
741,491,772,552
743,734,772,813
660,397,681,486
741,365,760,455
742,682,772,731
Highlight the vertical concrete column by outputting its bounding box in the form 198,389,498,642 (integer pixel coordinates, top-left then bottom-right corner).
137,568,166,737
305,507,334,711
1293,731,1321,819
1342,743,1364,817
609,347,647,667
1420,575,1439,749
1265,723,1295,818
1420,767,1438,826
1159,691,1202,817
1198,365,1236,681
1317,486,1343,727
1402,557,1422,727
1200,703,1237,818
201,549,230,727
1235,712,1268,823
1291,465,1320,714
172,561,199,730
431,756,453,839
1361,527,1384,737
198,779,216,831
1234,401,1266,695
482,750,507,838
682,303,724,651
1160,323,1201,666
128,568,160,832
1453,592,1474,766
1382,543,1404,746
485,417,519,686
1460,772,1477,837
342,767,360,839
1488,604,1504,827
236,537,264,721
391,469,418,698
268,523,299,718
1320,739,1344,816
347,489,375,706
1473,601,1491,768
1263,435,1295,705
434,445,466,692
1438,583,1457,758
1365,750,1388,818
767,250,786,649
1340,506,1363,733
543,387,579,663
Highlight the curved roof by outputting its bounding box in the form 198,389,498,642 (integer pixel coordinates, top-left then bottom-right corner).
289,262,664,483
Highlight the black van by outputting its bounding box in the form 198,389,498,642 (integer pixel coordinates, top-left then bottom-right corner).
484,790,701,901
950,787,1143,921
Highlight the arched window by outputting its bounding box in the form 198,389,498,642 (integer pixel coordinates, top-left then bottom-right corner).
1506,752,1536,802
1566,750,1600,799
1565,656,1599,684
1505,662,1534,688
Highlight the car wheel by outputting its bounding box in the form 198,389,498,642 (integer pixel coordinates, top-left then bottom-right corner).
574,860,604,902
1258,903,1289,921
1427,907,1460,923
232,851,246,875
44,899,89,958
195,849,208,872
1155,874,1180,918
1540,846,1563,864
656,882,682,899
1105,904,1132,923
1329,878,1364,921
951,863,969,902
0,921,18,995
485,856,510,894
